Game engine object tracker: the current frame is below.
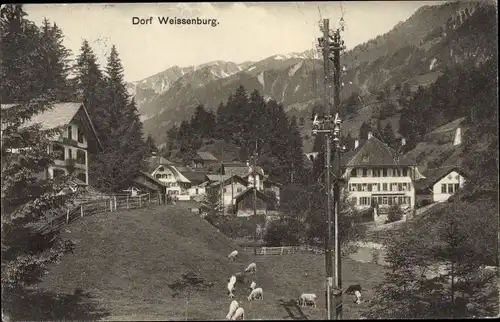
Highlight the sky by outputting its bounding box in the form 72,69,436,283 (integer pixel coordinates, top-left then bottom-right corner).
24,2,443,82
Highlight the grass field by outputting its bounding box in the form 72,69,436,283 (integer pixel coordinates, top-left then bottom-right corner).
38,205,386,320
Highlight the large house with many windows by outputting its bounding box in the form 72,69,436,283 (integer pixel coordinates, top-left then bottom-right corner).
1,102,103,185
341,132,424,211
148,154,190,196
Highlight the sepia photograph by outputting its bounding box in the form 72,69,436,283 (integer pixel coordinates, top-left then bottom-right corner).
1,1,498,320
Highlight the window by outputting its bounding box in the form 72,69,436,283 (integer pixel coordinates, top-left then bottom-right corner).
237,188,243,193
382,196,388,205
158,166,164,172
53,144,65,161
357,184,362,191
448,175,452,180
351,169,357,177
76,149,86,165
362,183,367,192
362,169,367,177
195,188,199,194
156,174,161,179
442,184,447,193
455,175,459,180
403,168,408,176
448,184,454,194
360,197,370,205
388,169,393,177
77,127,84,143
377,183,381,192
382,183,388,191
382,169,387,177
367,184,372,192
398,183,403,191
223,188,227,193
373,169,380,177
362,154,369,162
454,184,459,192
67,149,72,160
67,126,72,140
77,172,86,183
53,169,65,181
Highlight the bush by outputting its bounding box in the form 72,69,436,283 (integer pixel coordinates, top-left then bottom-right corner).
263,219,299,246
360,207,375,222
386,204,403,223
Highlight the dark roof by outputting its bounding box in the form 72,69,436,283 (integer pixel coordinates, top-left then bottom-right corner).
214,163,265,177
179,170,208,184
414,166,466,193
208,175,249,188
195,151,218,161
134,171,166,189
341,136,415,167
2,102,103,151
234,187,272,204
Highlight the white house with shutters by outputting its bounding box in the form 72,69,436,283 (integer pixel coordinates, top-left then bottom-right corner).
340,132,424,211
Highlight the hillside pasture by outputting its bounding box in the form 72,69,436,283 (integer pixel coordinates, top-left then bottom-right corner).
36,205,385,320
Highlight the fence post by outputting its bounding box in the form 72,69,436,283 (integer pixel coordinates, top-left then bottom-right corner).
281,246,284,255
66,208,70,224
148,193,151,204
114,196,117,211
127,195,129,209
139,195,142,208
80,205,84,218
109,198,112,212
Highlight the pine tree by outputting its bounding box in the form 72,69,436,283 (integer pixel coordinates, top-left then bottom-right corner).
1,101,78,306
74,39,106,132
287,116,305,184
145,134,158,156
382,123,396,147
38,18,71,101
0,4,43,102
90,46,147,192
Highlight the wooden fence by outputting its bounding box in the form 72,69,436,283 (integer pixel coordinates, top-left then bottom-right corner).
40,192,164,234
241,245,326,256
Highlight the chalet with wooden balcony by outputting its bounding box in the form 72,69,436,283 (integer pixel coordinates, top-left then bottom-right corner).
1,102,103,185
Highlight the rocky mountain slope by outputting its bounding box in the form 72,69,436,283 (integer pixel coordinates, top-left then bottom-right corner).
128,1,496,145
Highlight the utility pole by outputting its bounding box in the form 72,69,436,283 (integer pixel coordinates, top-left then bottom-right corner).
313,17,346,320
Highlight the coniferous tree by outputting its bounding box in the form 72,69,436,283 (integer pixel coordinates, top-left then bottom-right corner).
382,123,396,147
145,134,158,156
0,5,43,102
287,116,306,184
91,46,147,192
74,39,107,135
39,18,71,101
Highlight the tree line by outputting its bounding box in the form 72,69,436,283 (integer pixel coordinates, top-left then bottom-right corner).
163,85,306,186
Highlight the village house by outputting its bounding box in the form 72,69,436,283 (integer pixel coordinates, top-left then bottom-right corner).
148,154,191,197
341,132,423,211
129,171,168,201
1,102,103,185
192,151,219,170
177,169,209,201
205,174,250,207
214,162,265,190
233,187,272,217
414,166,466,204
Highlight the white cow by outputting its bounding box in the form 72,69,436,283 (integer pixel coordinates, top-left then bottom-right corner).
248,287,263,301
231,307,245,320
228,275,237,285
228,250,238,261
298,293,317,308
226,300,239,320
227,281,236,299
244,262,257,274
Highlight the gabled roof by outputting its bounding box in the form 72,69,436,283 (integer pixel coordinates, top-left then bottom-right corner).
429,117,467,134
208,175,249,188
341,136,415,167
179,170,208,184
2,102,103,151
137,171,167,187
234,187,272,204
148,156,176,173
195,151,218,161
414,166,466,193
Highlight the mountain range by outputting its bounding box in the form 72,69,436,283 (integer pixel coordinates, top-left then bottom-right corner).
126,1,496,150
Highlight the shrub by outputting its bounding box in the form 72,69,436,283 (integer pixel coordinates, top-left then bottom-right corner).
360,207,375,222
387,204,403,223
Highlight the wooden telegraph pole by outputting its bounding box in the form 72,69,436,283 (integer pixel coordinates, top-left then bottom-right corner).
313,17,346,320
